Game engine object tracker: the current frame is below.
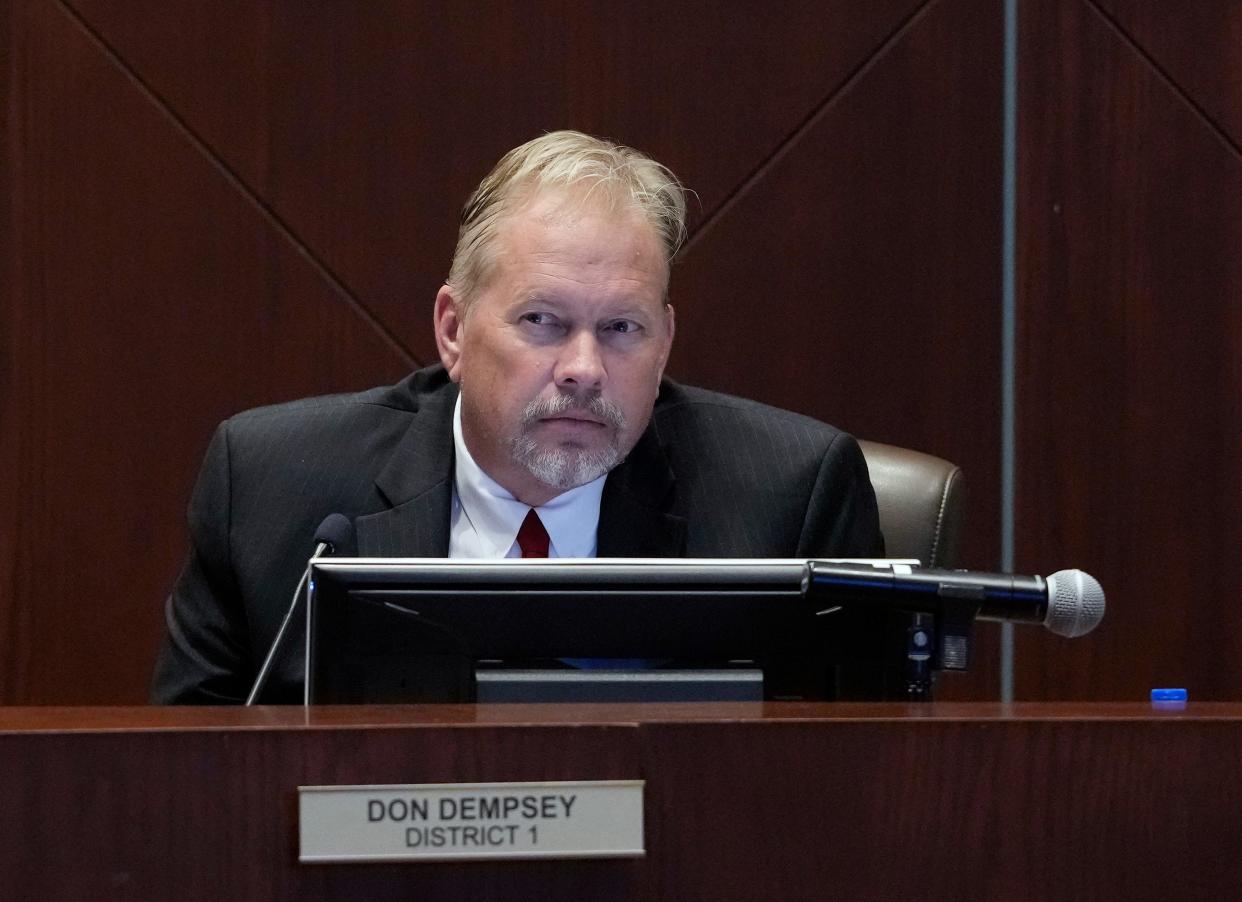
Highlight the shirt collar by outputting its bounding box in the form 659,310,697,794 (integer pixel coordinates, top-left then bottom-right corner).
452,396,605,557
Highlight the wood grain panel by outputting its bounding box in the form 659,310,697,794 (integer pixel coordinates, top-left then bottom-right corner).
0,0,20,699
65,0,925,366
671,0,1001,567
2,723,640,900
5,705,1242,900
1093,0,1242,149
1,3,411,704
1015,0,1242,699
667,0,1004,701
643,715,1242,899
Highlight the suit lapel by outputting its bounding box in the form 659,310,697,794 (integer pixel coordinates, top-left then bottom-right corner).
352,371,686,558
354,374,457,558
597,423,687,557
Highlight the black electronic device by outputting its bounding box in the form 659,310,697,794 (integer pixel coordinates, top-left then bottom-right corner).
303,558,1104,705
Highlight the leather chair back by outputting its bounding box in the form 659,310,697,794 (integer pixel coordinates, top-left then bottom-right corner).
857,440,965,568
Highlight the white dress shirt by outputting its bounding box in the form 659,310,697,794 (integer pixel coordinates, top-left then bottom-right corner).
448,396,606,559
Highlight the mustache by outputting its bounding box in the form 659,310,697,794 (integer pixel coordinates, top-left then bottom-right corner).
520,392,626,430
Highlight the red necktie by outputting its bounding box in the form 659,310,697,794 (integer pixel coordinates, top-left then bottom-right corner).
516,508,550,558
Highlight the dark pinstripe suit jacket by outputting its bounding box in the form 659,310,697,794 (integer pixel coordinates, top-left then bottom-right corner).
152,365,883,703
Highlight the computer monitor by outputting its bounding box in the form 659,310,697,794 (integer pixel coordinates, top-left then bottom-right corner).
304,558,906,704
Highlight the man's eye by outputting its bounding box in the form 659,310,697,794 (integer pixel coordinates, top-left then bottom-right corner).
607,320,641,334
521,313,555,326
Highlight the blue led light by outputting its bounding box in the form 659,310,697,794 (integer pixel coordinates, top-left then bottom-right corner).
1150,688,1188,702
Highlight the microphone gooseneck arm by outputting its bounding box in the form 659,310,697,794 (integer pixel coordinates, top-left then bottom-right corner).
244,543,328,706
245,514,353,706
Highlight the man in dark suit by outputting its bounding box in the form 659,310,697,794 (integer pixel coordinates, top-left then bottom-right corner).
152,131,883,704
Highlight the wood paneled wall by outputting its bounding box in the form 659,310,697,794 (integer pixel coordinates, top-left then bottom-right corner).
3,0,1233,704
1014,1,1242,700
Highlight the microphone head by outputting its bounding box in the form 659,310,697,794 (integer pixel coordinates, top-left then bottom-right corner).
313,513,354,554
1043,569,1105,637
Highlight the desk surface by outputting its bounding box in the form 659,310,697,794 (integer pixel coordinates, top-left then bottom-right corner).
0,700,1234,732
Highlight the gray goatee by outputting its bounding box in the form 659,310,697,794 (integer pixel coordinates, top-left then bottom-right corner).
509,392,627,489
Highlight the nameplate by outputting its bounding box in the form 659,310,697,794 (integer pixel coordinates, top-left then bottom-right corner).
299,780,644,863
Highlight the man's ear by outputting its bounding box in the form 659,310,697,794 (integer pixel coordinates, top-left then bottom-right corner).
433,285,466,381
656,302,676,379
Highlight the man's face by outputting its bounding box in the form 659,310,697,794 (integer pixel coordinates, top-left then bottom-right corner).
434,189,674,506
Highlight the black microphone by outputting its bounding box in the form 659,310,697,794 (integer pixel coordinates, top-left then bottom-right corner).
245,513,354,705
807,561,1105,638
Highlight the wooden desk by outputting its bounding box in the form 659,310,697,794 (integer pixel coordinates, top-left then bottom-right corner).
2,703,1239,900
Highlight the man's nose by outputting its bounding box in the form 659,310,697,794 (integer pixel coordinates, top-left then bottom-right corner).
554,330,606,390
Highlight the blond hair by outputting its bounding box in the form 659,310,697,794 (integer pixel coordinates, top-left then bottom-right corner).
446,131,687,306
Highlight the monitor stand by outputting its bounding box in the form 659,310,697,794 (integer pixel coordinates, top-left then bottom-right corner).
474,666,763,703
